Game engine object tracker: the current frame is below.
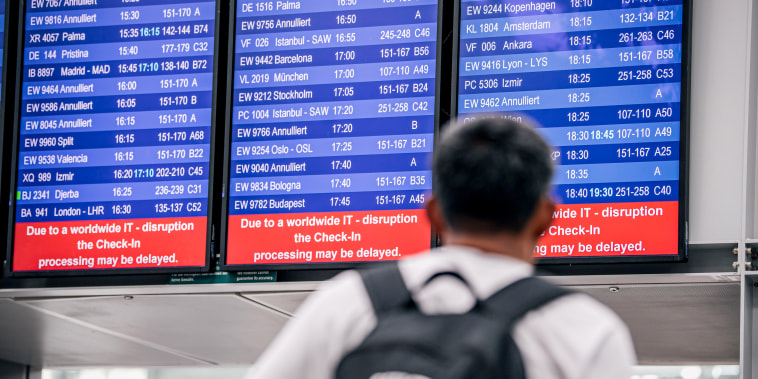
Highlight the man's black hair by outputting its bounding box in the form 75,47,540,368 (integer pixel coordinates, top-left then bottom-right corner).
432,116,554,233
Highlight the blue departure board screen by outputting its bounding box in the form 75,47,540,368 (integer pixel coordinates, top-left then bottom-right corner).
10,0,217,273
456,0,688,261
224,0,438,267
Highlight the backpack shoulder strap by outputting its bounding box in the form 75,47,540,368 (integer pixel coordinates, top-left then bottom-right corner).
357,262,413,313
483,276,572,325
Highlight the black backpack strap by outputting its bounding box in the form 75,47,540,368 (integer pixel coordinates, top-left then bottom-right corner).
357,262,414,313
483,276,572,325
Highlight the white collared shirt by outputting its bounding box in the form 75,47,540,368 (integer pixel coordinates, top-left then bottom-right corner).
247,246,636,379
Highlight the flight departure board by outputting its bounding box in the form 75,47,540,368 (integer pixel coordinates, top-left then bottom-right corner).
8,0,218,274
223,0,439,268
456,0,688,261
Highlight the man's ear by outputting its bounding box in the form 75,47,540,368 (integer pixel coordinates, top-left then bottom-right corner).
532,196,555,239
425,195,447,240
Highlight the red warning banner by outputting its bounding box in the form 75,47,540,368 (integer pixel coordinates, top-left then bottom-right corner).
226,209,431,265
536,201,679,257
12,217,208,272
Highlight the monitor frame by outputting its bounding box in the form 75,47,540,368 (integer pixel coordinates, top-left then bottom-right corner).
0,0,12,281
4,0,225,277
449,0,691,264
219,0,447,271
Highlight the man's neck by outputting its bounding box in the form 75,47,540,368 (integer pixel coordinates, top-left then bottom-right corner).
443,232,535,264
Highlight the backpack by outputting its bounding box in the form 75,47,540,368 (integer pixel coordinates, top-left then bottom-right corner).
335,262,571,379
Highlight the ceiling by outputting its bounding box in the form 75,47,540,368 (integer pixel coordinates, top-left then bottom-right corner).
0,274,742,368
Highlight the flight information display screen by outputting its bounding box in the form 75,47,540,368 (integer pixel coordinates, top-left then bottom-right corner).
9,0,218,274
456,0,688,261
223,0,438,268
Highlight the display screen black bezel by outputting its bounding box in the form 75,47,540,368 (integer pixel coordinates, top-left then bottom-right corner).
4,0,224,277
219,0,446,271
449,0,691,264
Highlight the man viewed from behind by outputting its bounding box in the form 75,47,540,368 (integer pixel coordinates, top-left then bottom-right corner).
247,116,636,379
